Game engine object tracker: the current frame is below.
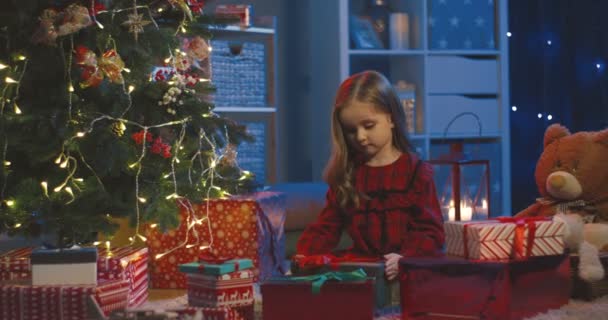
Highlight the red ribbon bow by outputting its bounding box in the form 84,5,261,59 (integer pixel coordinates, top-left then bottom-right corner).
495,216,550,259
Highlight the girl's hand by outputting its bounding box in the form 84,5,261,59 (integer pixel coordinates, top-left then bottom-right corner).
383,253,403,281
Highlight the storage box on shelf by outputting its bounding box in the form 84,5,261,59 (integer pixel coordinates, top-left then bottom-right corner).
209,17,280,186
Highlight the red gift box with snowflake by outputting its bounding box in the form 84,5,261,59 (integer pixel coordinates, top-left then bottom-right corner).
0,279,129,320
145,191,286,289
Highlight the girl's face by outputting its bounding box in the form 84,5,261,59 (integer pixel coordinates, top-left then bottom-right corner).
339,100,396,162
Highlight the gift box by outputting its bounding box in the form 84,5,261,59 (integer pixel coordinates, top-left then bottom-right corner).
261,269,375,320
180,259,254,320
428,0,496,50
97,246,149,307
291,257,399,312
31,247,98,285
0,279,129,320
399,254,571,320
445,218,566,260
571,252,608,301
0,245,148,308
146,191,286,288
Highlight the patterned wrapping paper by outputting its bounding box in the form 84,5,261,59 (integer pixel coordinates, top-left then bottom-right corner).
0,279,129,320
145,192,286,288
0,246,148,308
186,269,254,306
445,219,566,260
0,247,32,274
97,246,149,308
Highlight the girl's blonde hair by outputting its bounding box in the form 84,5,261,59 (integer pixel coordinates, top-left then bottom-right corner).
323,70,412,208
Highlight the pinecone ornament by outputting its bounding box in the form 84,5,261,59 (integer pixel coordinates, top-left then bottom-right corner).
111,121,126,137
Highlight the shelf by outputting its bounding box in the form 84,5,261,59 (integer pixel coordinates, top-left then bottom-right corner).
214,107,277,113
349,49,425,56
427,50,500,56
208,25,275,35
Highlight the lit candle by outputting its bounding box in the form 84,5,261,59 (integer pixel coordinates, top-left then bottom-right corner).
447,201,473,221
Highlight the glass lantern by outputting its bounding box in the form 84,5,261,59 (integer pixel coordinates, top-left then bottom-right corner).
429,143,490,222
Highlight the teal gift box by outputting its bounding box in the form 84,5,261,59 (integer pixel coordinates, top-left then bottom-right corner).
179,258,253,276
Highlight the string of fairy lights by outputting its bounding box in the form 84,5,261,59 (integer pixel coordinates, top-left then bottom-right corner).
0,0,253,259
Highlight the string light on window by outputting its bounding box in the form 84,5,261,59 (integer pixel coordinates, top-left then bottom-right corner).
537,113,543,119
506,32,512,37
546,40,552,46
511,106,517,112
547,114,553,120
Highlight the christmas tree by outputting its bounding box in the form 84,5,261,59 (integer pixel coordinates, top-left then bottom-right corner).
0,0,258,247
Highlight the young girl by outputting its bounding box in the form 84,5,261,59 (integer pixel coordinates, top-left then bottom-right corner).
295,70,445,280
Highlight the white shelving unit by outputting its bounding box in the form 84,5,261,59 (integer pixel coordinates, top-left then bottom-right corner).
311,0,510,216
209,18,280,185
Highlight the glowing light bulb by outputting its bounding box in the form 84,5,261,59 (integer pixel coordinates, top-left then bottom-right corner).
137,234,147,242
138,197,147,203
14,104,21,114
14,223,21,228
128,85,135,93
123,68,131,73
186,244,196,249
157,8,164,12
3,161,10,166
547,114,553,120
17,55,26,61
155,253,168,260
164,57,171,64
93,241,101,246
150,223,158,228
60,159,69,168
76,132,86,137
0,63,7,70
5,77,17,84
511,106,517,112
537,113,543,119
68,84,74,92
5,200,15,206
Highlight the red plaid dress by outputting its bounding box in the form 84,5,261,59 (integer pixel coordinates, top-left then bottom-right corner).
296,153,445,257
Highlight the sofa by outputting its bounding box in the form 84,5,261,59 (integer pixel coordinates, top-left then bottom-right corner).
267,182,352,258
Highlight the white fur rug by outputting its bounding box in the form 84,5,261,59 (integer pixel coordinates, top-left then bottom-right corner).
141,293,608,320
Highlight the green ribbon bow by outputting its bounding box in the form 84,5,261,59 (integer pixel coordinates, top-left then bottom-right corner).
287,268,368,294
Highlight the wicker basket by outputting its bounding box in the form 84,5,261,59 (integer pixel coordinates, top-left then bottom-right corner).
570,252,608,301
210,40,267,107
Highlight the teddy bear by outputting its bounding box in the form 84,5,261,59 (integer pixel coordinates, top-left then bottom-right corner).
515,123,608,282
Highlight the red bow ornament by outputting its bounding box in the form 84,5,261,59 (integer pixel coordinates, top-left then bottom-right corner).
75,46,125,88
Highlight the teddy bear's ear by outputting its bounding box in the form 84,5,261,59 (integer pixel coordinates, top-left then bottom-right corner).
593,128,608,147
544,124,571,148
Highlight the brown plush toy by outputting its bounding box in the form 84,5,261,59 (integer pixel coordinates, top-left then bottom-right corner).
516,123,608,281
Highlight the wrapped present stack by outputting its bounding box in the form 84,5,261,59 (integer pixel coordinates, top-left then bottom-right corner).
145,191,286,288
261,268,375,320
179,257,255,320
397,217,570,319
0,245,148,308
0,279,129,319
